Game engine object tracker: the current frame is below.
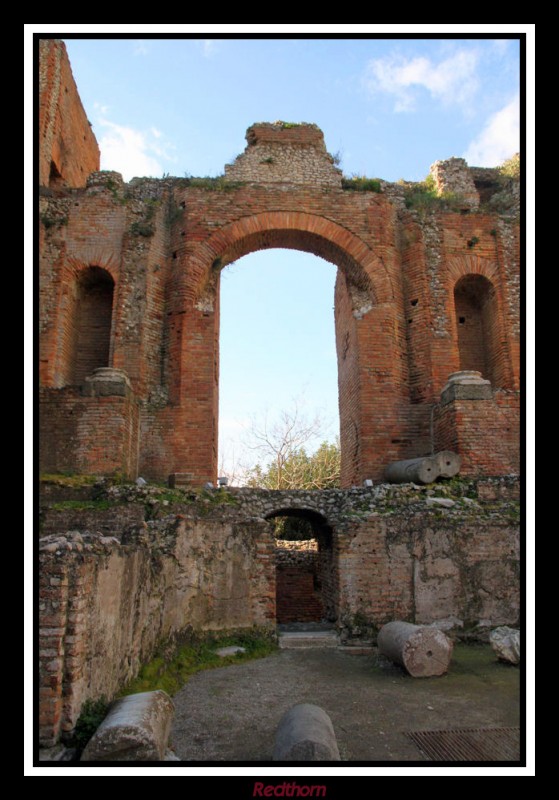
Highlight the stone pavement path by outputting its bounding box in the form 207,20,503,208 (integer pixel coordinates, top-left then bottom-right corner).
171,644,520,762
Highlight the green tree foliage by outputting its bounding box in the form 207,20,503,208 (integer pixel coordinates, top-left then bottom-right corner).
245,439,341,490
498,153,520,179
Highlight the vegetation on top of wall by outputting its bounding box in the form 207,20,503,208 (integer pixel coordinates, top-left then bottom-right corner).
498,153,520,180
130,221,155,237
341,176,382,193
361,475,520,523
40,473,101,488
121,628,277,697
277,121,305,129
104,177,129,204
177,176,246,191
403,178,464,212
50,499,117,511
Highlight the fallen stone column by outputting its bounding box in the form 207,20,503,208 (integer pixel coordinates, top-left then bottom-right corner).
384,456,439,485
377,621,453,677
273,703,340,761
81,690,175,761
434,450,461,478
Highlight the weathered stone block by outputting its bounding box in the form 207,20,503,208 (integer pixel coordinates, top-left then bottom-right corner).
84,368,133,397
489,626,520,665
440,371,492,404
81,690,174,761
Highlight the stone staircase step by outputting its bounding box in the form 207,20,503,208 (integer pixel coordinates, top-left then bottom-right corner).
278,630,340,649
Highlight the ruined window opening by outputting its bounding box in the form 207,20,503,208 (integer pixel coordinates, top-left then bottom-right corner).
410,299,418,307
69,266,114,385
454,274,499,385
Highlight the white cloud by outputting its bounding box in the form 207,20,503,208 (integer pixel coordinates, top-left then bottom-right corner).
463,95,519,167
93,101,109,115
133,39,149,56
363,48,479,112
491,39,509,57
202,39,217,58
98,119,166,180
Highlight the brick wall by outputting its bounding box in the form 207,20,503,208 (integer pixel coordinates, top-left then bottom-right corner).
336,510,519,633
39,40,100,187
434,391,520,476
39,68,520,485
39,385,140,478
275,543,324,623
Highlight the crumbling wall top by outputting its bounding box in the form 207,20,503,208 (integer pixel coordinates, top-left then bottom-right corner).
224,122,342,187
246,122,326,147
429,157,479,209
39,39,100,188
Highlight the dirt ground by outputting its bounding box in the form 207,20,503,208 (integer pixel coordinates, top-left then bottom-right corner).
171,643,520,762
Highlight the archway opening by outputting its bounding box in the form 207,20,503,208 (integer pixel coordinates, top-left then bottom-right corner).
267,508,336,626
454,273,499,386
218,249,340,484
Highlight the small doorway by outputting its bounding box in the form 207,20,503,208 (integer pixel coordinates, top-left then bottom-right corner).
268,509,336,625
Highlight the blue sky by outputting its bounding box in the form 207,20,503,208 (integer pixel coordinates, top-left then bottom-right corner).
57,34,521,478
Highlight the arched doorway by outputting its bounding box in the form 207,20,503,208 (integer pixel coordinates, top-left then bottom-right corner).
163,209,401,487
266,509,336,625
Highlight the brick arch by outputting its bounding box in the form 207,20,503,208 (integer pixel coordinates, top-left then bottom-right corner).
186,211,394,306
265,506,329,521
446,254,500,286
65,255,119,284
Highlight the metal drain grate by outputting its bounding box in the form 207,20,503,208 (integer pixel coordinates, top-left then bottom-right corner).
406,727,520,762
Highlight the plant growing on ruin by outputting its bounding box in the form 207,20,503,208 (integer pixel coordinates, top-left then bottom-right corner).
179,176,245,191
341,176,382,193
40,213,68,229
498,153,520,180
130,221,155,237
72,696,110,750
121,629,277,696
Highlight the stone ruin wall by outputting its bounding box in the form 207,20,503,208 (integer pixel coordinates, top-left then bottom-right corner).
39,479,520,746
37,41,522,748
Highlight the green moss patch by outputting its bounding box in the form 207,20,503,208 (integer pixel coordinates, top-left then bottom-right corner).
121,628,277,697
